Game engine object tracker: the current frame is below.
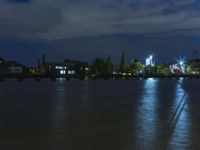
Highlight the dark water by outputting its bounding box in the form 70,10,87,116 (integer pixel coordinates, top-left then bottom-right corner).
0,78,200,150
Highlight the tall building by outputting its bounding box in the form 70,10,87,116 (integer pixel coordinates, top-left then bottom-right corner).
146,55,155,67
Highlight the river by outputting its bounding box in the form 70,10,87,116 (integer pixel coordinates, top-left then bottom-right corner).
0,78,200,150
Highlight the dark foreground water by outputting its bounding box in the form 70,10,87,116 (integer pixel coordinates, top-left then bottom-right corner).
0,78,200,150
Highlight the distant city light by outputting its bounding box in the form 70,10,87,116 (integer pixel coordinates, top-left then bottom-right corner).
68,70,72,74
146,55,155,66
146,58,150,66
177,58,185,66
60,70,65,75
171,58,186,74
56,66,65,70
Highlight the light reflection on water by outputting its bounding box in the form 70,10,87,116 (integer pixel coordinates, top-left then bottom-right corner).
168,78,191,150
50,81,68,148
133,78,159,149
0,79,199,150
131,78,192,150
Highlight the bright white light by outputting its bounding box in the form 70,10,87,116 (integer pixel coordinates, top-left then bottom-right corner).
146,58,150,66
177,58,185,66
56,66,64,70
60,70,65,75
176,58,186,74
145,55,155,66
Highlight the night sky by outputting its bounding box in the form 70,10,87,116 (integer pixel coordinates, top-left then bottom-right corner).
1,0,200,66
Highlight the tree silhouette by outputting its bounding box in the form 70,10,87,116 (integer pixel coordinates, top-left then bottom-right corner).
119,51,126,71
105,54,114,74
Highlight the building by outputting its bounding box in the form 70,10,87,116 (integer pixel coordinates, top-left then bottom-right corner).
9,66,23,74
64,59,89,76
37,55,89,77
6,61,24,75
145,55,155,67
0,58,26,75
46,63,70,75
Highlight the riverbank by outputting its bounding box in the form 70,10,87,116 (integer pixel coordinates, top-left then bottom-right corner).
0,74,200,82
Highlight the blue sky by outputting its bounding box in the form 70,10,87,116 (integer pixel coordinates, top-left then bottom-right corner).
0,0,200,66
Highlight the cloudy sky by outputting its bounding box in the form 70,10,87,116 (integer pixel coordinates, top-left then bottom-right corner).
0,0,200,66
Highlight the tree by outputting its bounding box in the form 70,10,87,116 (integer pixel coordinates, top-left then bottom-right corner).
129,59,144,75
89,57,105,76
156,64,171,76
119,51,126,71
105,54,114,74
143,65,157,76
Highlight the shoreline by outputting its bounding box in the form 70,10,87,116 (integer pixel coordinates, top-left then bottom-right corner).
0,74,200,82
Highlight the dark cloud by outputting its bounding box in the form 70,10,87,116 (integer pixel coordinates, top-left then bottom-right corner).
7,0,31,3
0,0,199,40
0,0,200,65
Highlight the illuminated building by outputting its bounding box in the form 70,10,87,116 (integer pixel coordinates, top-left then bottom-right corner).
39,56,89,77
146,55,155,67
170,59,186,74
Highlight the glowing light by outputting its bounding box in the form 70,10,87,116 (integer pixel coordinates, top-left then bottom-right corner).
146,58,150,66
60,70,65,75
122,73,126,76
145,55,155,66
174,58,186,74
177,58,185,66
56,66,65,70
68,70,72,74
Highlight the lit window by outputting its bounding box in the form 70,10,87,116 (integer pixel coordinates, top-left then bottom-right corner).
60,70,65,74
68,71,72,74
